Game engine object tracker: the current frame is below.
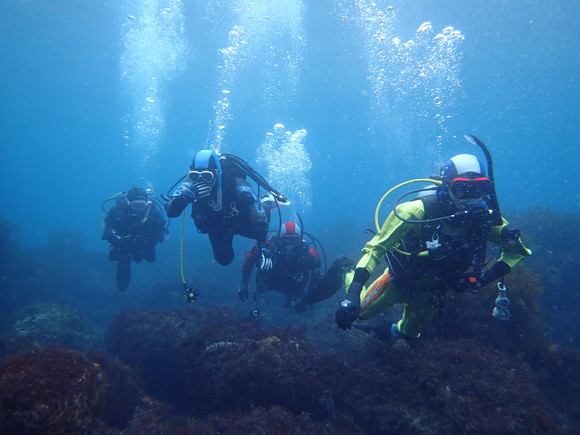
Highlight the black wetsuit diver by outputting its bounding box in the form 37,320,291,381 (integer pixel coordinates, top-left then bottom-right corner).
102,185,167,291
239,221,354,311
165,150,287,266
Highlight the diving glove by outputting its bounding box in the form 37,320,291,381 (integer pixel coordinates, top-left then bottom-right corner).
335,282,362,330
178,181,212,202
259,248,273,271
188,182,212,201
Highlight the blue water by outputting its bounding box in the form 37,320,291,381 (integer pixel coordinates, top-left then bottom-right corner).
0,0,578,284
0,0,577,249
0,1,579,430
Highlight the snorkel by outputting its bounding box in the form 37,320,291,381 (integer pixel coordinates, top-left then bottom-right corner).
463,134,503,226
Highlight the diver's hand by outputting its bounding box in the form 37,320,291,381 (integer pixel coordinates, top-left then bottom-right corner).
238,286,249,302
191,182,212,199
176,181,211,202
259,248,272,271
335,282,362,330
172,181,194,200
183,182,212,201
335,299,360,330
111,232,131,248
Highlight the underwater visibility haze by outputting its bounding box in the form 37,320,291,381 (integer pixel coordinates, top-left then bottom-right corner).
0,0,579,433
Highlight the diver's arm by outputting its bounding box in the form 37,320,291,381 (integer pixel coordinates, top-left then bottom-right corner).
102,228,115,242
102,220,114,241
238,246,261,302
241,248,260,286
353,200,425,284
340,200,424,319
346,268,371,292
149,206,168,242
486,218,532,275
474,218,533,286
102,207,122,242
165,195,189,218
307,246,321,270
165,182,194,218
239,247,261,302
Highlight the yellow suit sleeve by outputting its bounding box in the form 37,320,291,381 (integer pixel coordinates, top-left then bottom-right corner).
488,218,532,269
356,200,425,275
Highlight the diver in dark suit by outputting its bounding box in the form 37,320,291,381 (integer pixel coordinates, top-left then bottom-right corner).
165,149,287,267
102,185,167,291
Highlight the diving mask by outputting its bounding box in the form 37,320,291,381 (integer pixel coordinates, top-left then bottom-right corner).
187,170,215,185
449,177,491,199
129,199,148,213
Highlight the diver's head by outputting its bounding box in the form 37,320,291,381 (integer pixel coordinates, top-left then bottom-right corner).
188,150,220,189
440,154,492,211
278,221,302,254
126,185,150,213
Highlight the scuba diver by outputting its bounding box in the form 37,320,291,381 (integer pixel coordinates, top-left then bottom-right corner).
101,185,168,292
239,220,355,313
165,149,288,267
335,135,532,339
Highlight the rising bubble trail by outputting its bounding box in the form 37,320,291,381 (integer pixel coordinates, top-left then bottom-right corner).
207,0,305,151
257,123,312,214
120,0,188,175
337,1,464,158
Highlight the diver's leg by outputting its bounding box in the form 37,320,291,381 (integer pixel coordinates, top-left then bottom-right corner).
129,245,143,263
395,293,440,339
358,270,402,320
301,256,355,306
109,246,124,261
116,259,131,292
208,230,234,265
348,271,407,340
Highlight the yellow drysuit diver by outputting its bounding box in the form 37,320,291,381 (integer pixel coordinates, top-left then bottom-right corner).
335,137,532,339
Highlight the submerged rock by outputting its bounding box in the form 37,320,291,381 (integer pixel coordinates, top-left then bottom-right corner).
1,302,97,356
106,305,577,433
0,346,140,433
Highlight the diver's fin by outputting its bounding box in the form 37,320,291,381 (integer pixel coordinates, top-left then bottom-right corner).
302,256,355,304
352,322,393,341
116,260,131,292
